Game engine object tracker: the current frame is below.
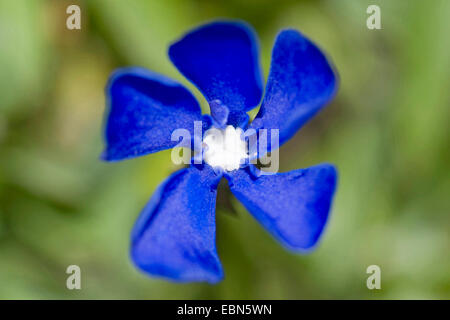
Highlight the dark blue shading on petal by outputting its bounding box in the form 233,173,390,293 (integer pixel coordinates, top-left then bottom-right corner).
102,67,202,161
131,165,224,283
250,30,337,151
169,21,263,125
227,164,337,251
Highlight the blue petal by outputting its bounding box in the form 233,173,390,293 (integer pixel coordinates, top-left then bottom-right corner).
209,100,229,127
226,164,337,251
169,21,263,125
131,165,224,283
250,30,337,151
102,67,202,161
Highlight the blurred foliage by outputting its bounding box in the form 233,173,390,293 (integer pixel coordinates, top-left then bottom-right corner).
0,0,449,299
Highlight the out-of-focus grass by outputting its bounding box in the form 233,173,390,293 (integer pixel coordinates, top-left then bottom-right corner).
0,0,448,299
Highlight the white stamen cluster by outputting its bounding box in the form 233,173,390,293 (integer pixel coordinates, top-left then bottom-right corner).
202,125,248,172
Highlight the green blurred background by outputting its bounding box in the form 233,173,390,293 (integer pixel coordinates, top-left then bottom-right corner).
0,0,449,299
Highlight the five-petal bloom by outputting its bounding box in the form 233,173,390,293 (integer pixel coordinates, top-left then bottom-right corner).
102,21,338,283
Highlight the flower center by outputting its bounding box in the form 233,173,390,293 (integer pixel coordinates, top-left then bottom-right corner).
202,125,248,172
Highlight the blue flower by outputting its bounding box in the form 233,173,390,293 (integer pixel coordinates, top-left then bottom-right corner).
102,20,338,283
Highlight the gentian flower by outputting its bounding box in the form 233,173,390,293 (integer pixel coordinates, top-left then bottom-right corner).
102,20,338,283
